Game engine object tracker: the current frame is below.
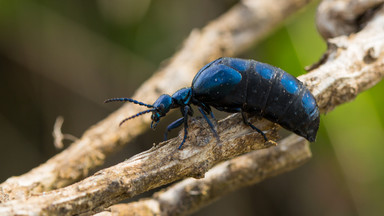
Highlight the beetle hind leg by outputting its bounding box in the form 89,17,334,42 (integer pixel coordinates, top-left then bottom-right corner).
241,111,268,142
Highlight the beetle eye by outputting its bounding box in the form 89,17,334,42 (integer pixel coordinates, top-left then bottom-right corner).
158,104,165,112
151,112,160,121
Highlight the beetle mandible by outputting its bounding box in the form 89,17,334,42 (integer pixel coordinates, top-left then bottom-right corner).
105,57,320,149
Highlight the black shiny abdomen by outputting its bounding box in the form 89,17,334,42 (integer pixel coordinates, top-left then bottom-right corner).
192,57,320,142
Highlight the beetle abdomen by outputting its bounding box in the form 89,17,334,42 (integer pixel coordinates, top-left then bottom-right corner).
222,57,319,142
196,57,319,142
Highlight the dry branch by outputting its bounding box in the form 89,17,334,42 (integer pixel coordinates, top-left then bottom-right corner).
101,135,311,216
303,4,384,113
316,0,384,39
0,0,313,203
0,117,279,215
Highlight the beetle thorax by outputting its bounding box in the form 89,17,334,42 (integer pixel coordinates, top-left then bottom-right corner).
171,87,192,106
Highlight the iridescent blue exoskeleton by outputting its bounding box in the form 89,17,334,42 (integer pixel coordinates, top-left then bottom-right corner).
105,57,320,149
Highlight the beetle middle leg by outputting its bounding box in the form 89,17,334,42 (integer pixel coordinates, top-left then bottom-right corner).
198,107,220,143
241,111,268,141
200,103,216,119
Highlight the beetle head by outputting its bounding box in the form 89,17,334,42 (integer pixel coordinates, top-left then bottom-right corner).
104,93,176,129
150,94,173,129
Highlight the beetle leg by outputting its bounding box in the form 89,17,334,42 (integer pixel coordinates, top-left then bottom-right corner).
200,103,215,119
198,107,220,143
178,106,191,149
207,106,216,119
241,111,268,141
164,117,184,141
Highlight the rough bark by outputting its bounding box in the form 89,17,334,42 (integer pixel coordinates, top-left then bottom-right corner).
306,3,384,113
101,135,311,216
0,117,279,215
316,0,384,39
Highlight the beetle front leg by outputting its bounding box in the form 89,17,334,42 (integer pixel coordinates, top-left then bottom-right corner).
164,117,184,141
178,106,191,149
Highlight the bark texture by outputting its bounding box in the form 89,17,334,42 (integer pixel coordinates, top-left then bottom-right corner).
102,135,311,216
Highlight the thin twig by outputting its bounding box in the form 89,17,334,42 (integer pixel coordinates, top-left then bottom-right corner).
52,116,78,149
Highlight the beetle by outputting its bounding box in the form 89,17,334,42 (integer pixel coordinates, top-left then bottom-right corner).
105,57,320,149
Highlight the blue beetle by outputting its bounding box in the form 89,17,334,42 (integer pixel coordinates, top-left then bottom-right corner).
106,57,320,149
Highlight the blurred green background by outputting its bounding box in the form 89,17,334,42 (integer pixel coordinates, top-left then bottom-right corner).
0,0,383,215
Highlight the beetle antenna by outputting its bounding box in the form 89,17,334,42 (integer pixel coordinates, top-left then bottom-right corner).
119,109,155,126
104,98,154,108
